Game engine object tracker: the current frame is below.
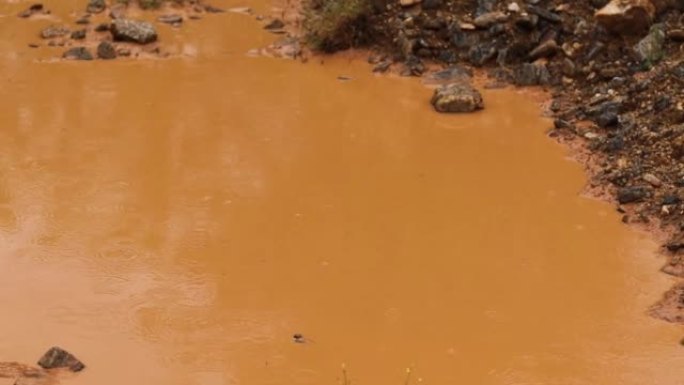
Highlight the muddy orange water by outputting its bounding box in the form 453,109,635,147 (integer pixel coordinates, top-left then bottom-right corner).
1,1,684,384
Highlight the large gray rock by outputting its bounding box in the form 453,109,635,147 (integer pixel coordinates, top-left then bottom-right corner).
431,83,484,113
595,0,655,35
111,19,157,44
37,347,85,372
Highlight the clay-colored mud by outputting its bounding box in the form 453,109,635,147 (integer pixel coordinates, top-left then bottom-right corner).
1,0,683,384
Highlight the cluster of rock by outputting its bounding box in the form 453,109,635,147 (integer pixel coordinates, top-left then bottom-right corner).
18,0,226,60
345,0,684,321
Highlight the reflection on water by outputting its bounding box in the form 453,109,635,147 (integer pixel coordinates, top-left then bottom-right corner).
0,0,683,384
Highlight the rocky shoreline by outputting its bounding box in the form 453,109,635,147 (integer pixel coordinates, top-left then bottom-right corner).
296,0,684,323
13,0,684,324
15,0,293,61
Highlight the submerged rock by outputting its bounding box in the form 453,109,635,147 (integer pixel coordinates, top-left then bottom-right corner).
62,47,93,60
431,82,484,113
595,0,655,34
111,19,158,44
37,347,85,372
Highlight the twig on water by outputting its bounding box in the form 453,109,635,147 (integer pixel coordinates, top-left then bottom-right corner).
404,367,412,385
341,363,350,385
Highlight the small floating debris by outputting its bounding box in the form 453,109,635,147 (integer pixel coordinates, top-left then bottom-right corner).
293,333,306,343
228,7,252,15
337,76,353,82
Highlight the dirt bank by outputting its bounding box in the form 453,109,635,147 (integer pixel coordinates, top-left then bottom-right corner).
296,0,684,323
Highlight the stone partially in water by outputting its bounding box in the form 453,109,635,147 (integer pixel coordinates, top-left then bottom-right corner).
17,3,45,18
63,47,94,61
158,14,183,25
431,83,484,113
70,29,86,40
40,25,70,39
111,19,158,44
97,41,117,60
37,347,85,372
86,0,106,14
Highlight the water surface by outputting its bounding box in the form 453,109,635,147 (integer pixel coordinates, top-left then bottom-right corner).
0,1,683,384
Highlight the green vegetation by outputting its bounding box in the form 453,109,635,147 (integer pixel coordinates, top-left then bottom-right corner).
302,0,372,52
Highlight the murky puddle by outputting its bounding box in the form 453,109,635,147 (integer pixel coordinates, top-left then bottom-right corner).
0,0,683,384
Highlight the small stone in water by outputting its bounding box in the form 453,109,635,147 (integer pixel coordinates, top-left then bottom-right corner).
37,347,85,372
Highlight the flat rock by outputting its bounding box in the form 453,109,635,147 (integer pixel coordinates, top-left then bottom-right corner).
158,14,183,25
423,65,473,85
111,19,158,44
40,25,70,39
37,347,85,372
595,0,655,35
431,82,484,113
400,0,421,6
473,11,508,28
63,47,93,61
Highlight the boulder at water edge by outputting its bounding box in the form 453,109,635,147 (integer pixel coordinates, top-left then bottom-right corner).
431,82,484,113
